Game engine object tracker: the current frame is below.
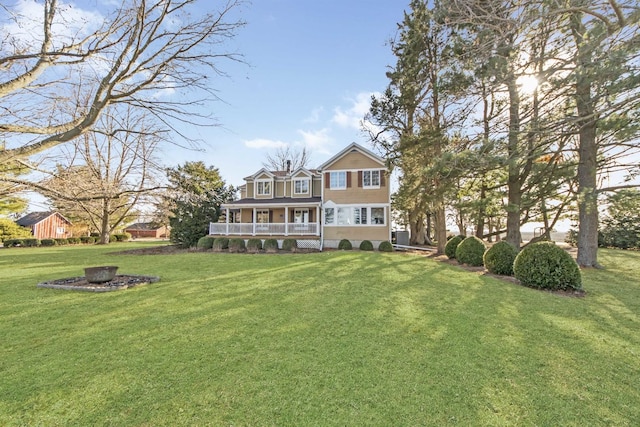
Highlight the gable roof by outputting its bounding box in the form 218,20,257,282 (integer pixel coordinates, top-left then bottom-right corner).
16,211,71,227
318,142,385,170
125,222,164,231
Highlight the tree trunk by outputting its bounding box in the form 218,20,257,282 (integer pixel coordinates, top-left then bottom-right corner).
409,209,427,245
572,13,600,268
99,199,110,244
475,183,486,238
506,75,522,249
435,205,447,254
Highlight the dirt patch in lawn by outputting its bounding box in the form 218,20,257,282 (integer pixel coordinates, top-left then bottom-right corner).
37,275,160,292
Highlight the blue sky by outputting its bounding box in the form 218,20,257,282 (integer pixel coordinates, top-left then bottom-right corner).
172,1,406,185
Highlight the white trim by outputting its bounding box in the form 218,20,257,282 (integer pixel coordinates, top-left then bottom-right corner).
254,179,273,197
328,171,347,190
362,169,381,189
323,204,388,227
292,177,310,195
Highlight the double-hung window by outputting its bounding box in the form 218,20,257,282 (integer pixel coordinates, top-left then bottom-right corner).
256,180,271,196
294,179,309,194
329,171,346,189
363,170,380,188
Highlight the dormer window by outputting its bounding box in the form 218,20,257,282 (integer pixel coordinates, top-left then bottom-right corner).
256,180,272,196
363,170,380,188
294,179,309,194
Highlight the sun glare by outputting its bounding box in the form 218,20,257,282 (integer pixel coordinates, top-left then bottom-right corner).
517,75,539,94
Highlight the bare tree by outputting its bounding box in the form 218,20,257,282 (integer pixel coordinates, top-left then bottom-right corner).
0,0,245,165
262,146,311,171
44,109,163,244
262,145,311,171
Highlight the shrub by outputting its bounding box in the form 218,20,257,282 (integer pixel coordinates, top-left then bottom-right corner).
263,238,279,252
483,241,518,276
0,218,33,243
228,238,246,253
55,238,68,246
281,238,297,252
338,239,352,250
3,239,23,247
359,240,374,251
445,235,464,259
40,239,57,247
212,237,229,251
247,238,263,253
80,236,92,244
196,236,215,250
513,241,582,291
113,233,131,242
23,238,40,247
455,236,486,266
67,237,81,245
109,235,118,243
378,241,393,252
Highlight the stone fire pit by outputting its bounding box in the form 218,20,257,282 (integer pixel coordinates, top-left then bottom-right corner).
84,266,119,283
37,266,159,292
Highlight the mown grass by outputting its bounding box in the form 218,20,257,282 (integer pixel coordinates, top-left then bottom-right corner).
1,242,638,426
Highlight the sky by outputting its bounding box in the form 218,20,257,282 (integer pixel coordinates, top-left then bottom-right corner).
169,0,406,186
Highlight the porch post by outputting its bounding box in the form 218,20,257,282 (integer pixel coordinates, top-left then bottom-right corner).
284,206,289,236
252,208,256,236
225,207,229,235
316,206,320,236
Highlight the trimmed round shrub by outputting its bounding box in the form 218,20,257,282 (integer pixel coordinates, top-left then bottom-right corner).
41,239,57,247
513,241,582,291
3,239,23,247
228,238,246,253
212,237,229,251
338,239,352,250
23,238,40,247
359,240,374,251
196,236,215,250
55,238,68,246
263,238,279,253
247,238,263,253
67,237,81,245
281,238,297,252
378,241,393,252
455,236,486,266
484,241,518,276
445,235,464,259
113,233,131,242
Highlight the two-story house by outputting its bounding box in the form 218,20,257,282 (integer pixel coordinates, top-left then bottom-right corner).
209,143,391,249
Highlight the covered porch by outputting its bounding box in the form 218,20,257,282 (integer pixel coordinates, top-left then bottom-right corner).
210,198,322,237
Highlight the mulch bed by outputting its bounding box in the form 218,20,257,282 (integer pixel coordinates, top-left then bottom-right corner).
37,275,160,292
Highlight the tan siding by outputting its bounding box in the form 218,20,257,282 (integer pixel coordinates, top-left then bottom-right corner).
325,151,384,171
246,182,254,197
271,208,286,223
312,177,322,197
324,184,388,204
275,181,285,198
324,226,389,241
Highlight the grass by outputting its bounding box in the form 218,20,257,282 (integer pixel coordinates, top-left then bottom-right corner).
1,242,639,426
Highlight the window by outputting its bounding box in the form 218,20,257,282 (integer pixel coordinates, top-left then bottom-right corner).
294,209,309,224
363,170,380,188
256,180,271,196
294,179,309,194
256,210,270,223
371,207,385,224
324,208,335,225
330,171,346,189
325,206,384,226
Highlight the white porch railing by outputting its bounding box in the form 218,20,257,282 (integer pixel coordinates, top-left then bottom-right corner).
209,222,319,236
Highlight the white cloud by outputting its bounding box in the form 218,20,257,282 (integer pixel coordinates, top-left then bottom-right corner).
297,128,333,154
2,0,104,50
243,138,288,149
303,106,324,124
331,92,379,130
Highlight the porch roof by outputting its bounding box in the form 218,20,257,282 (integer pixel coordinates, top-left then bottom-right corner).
222,197,322,209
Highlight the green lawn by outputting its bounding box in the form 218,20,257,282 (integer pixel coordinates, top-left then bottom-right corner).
1,243,638,426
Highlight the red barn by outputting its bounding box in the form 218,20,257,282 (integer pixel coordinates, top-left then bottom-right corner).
16,212,72,240
124,223,170,239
